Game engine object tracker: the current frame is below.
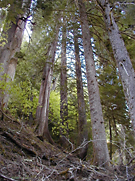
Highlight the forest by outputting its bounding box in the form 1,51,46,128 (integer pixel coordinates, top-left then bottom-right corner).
0,0,135,180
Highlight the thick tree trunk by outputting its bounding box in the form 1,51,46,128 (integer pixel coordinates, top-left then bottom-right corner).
60,18,68,144
3,57,18,107
78,0,110,166
97,0,135,134
0,0,31,105
36,24,59,144
0,18,24,76
73,23,88,159
0,0,31,76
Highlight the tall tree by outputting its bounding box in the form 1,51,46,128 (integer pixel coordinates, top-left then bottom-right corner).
73,19,88,159
96,0,135,134
36,19,60,144
0,0,31,106
77,0,110,166
60,17,68,145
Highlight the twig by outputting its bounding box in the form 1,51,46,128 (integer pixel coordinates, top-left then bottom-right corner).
0,108,15,122
44,169,59,180
114,2,135,6
0,173,17,181
63,136,74,151
127,157,135,166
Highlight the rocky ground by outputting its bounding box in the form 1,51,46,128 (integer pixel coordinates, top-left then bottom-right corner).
0,112,135,181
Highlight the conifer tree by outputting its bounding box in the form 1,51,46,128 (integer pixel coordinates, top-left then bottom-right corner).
96,0,135,134
60,17,68,146
77,0,110,166
36,16,60,143
73,17,88,159
0,0,31,106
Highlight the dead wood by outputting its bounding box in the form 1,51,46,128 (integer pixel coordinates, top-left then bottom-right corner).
1,131,37,157
0,173,17,181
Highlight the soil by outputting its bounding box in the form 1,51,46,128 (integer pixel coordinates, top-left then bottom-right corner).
0,113,135,181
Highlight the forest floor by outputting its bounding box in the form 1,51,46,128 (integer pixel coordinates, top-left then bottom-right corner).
0,113,135,181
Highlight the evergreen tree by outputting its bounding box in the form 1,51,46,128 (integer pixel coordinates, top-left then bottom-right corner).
0,0,31,107
96,0,135,135
60,16,68,146
73,16,88,159
36,15,60,143
77,0,110,166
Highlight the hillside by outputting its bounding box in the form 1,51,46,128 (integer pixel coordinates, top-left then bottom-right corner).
0,112,135,181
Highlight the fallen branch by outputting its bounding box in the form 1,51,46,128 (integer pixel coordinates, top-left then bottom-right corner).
0,173,17,181
0,109,15,122
1,131,37,157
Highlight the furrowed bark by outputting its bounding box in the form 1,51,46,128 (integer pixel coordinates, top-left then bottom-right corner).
0,0,31,105
36,22,60,144
78,0,110,166
97,0,135,134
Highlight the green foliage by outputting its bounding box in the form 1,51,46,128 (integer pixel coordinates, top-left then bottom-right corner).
8,80,39,119
49,89,77,139
0,66,12,103
0,64,38,120
36,0,54,18
98,64,129,125
49,90,60,126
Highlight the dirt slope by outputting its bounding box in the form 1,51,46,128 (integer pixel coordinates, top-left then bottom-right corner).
0,114,135,181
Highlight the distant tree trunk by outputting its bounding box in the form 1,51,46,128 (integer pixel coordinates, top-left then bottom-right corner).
0,8,6,34
78,0,110,167
73,22,88,159
113,116,123,165
97,0,135,135
60,18,68,146
0,0,31,105
109,119,112,160
36,24,59,144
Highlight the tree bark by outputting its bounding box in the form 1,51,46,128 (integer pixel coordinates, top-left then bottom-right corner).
0,0,31,105
78,0,110,166
36,23,60,144
60,17,68,143
0,0,31,76
3,57,18,107
97,0,135,134
73,21,88,159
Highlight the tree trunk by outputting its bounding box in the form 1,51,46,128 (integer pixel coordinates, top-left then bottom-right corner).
109,119,112,160
78,0,110,166
0,8,6,34
113,116,123,165
73,21,88,159
0,0,31,76
36,24,59,144
97,0,135,134
60,18,68,145
0,0,31,105
3,57,18,107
